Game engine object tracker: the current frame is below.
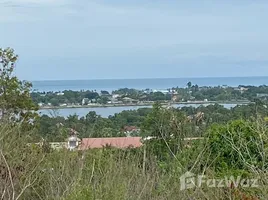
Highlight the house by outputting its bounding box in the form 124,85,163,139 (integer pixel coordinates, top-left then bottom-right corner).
257,93,268,98
56,92,65,96
234,87,249,94
139,95,148,100
82,98,89,105
27,140,67,150
67,128,81,151
240,87,249,92
28,128,81,151
171,90,178,95
50,142,67,150
92,99,97,103
122,97,136,104
111,94,121,104
79,137,143,150
153,89,170,94
67,135,81,150
143,89,153,94
122,126,140,136
112,94,121,99
256,93,268,100
172,95,180,102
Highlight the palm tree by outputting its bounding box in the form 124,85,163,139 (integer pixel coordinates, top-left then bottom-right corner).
187,81,192,89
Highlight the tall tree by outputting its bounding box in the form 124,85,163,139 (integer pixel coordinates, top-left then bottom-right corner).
187,81,192,89
0,48,38,128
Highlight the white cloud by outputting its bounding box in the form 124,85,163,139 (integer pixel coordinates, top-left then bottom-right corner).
0,0,73,22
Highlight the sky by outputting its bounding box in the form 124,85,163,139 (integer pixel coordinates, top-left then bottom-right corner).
1,0,268,81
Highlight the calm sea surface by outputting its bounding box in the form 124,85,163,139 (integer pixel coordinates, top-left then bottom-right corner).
39,103,239,118
32,77,268,93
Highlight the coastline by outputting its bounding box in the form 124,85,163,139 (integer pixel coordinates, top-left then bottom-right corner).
39,100,251,110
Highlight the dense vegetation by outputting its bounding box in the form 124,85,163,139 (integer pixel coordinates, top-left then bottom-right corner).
37,102,268,142
1,48,268,199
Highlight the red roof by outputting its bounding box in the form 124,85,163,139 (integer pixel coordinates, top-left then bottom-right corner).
79,137,143,150
123,126,139,132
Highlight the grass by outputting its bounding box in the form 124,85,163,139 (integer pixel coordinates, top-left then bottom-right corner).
0,123,267,200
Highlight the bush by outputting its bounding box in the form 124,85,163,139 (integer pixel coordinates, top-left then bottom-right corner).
206,120,268,174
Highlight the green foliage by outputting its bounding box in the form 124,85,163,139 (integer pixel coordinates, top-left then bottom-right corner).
98,95,109,104
112,88,140,96
36,115,67,141
187,81,192,89
0,48,38,129
1,117,268,199
147,91,171,101
206,120,268,173
142,102,186,138
31,90,100,106
144,138,181,161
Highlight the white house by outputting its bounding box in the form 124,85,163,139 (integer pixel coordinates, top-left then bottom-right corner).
67,135,81,151
153,89,169,94
67,129,81,151
82,98,89,105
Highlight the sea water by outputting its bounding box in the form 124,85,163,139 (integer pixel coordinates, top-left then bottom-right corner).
32,76,268,93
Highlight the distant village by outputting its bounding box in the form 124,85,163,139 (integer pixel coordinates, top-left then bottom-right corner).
34,88,178,108
31,84,268,109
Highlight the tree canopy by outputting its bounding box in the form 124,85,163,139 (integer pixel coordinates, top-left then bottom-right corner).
0,48,38,128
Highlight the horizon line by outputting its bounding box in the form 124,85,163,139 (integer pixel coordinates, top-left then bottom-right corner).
30,75,268,82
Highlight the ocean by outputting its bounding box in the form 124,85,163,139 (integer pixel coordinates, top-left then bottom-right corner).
32,76,268,92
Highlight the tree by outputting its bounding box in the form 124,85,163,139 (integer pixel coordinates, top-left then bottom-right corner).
192,84,199,92
141,103,188,161
206,120,268,173
98,96,109,104
187,81,192,89
0,48,38,128
85,91,99,100
142,102,186,139
50,98,60,106
84,111,100,124
101,90,110,95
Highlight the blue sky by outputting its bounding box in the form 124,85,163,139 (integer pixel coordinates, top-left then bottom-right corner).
1,0,268,80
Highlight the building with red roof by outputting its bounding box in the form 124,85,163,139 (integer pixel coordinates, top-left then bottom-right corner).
79,137,143,150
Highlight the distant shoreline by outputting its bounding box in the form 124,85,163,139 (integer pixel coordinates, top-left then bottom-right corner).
32,77,268,93
31,76,268,82
39,100,251,110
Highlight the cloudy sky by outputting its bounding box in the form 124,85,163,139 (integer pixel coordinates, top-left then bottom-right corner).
1,0,268,80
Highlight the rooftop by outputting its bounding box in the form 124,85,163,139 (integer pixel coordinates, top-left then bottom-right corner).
79,137,143,150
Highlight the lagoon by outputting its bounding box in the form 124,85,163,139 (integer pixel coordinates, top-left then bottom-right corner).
39,103,240,118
